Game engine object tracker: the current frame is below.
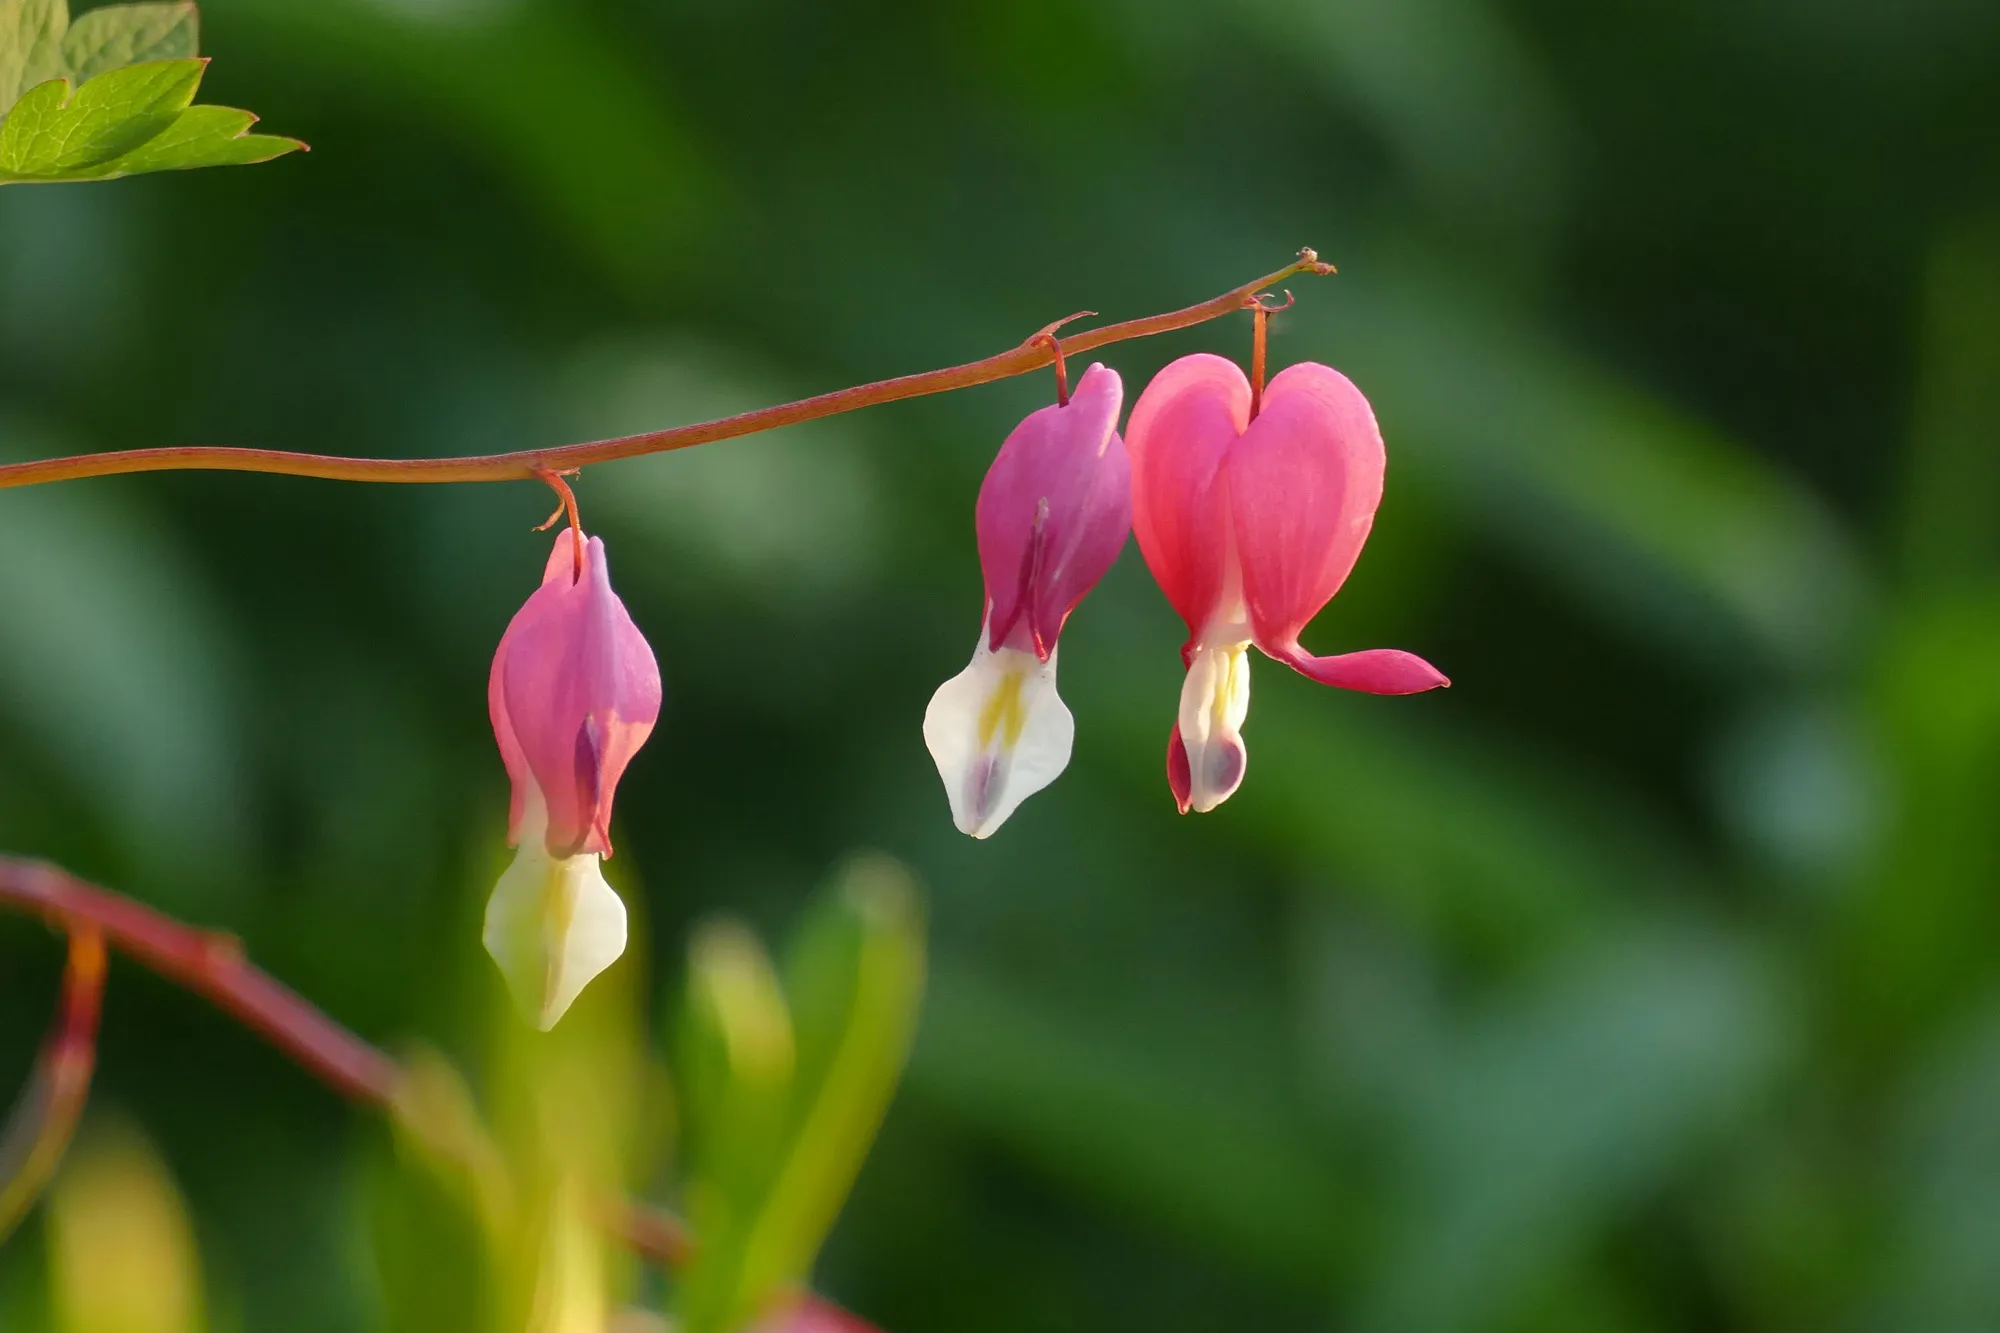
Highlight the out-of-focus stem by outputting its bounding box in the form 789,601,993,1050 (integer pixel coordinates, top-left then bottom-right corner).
0,856,692,1268
0,252,1335,492
0,857,398,1103
606,1199,696,1268
0,929,106,1243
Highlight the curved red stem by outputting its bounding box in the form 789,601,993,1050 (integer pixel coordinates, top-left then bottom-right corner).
0,254,1334,492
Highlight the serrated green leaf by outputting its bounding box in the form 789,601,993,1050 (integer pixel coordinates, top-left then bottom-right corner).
60,2,197,81
0,58,200,174
0,58,303,183
0,0,67,114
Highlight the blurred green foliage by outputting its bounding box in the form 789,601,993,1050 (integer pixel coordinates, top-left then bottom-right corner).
2,0,1999,1330
678,857,923,1333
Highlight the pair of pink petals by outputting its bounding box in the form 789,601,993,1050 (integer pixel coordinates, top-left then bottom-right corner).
490,532,662,860
1127,353,1448,695
485,530,661,1028
975,363,1133,660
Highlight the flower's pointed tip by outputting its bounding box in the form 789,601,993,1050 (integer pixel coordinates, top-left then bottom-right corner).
1279,645,1449,695
950,803,998,839
483,843,628,1030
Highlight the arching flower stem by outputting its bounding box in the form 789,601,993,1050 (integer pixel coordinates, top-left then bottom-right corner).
0,254,1336,492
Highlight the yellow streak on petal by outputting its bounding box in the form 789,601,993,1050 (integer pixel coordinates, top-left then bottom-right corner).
541,857,579,1022
976,666,1029,749
1210,644,1249,734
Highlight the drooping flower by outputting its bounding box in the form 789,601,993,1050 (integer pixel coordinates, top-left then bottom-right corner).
1126,353,1446,814
486,528,661,1029
923,362,1131,837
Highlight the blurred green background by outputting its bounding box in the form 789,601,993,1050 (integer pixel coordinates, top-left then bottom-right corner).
5,0,2000,1329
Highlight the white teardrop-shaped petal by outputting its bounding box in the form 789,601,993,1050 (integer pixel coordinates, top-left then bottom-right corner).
1177,641,1252,813
484,800,628,1029
923,633,1074,838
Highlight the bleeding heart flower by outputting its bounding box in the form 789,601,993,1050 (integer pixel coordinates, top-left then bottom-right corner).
1126,353,1446,814
486,529,661,1028
923,362,1131,837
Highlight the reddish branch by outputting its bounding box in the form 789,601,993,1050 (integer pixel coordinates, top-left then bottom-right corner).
0,855,688,1266
0,857,397,1103
0,252,1332,492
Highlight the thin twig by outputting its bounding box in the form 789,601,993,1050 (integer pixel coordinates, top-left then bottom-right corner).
0,253,1335,492
0,929,106,1243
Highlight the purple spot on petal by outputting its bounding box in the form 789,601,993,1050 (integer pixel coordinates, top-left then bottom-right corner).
1204,738,1245,800
563,713,604,853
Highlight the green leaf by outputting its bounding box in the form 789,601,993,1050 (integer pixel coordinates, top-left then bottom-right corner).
677,856,926,1333
365,1127,499,1333
679,920,799,1223
60,2,197,82
0,0,67,113
0,58,302,183
0,59,201,174
1,4,302,184
763,857,925,1281
93,101,301,174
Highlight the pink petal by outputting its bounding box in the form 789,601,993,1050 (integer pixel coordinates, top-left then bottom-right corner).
1125,353,1250,639
1270,645,1449,694
976,362,1131,659
489,534,585,843
500,533,662,857
1227,362,1385,650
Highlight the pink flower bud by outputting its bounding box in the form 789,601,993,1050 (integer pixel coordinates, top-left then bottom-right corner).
924,363,1131,837
1128,354,1446,814
484,530,661,1028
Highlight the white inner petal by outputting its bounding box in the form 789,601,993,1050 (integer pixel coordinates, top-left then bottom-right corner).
1177,642,1252,813
484,791,629,1030
922,631,1075,839
1174,500,1254,814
